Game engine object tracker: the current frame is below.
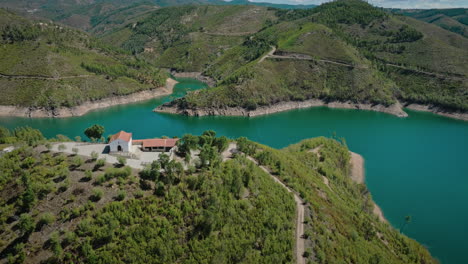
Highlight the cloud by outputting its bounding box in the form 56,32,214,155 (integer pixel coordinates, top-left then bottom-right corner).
249,0,468,8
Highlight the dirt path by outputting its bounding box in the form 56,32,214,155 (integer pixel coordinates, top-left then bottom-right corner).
258,46,276,63
222,143,305,263
260,47,363,69
0,73,92,80
246,156,306,264
204,31,257,36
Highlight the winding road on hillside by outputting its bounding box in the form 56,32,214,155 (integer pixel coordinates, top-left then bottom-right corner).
259,46,466,80
222,143,306,264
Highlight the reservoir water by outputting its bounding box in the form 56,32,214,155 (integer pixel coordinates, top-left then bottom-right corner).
1,78,467,263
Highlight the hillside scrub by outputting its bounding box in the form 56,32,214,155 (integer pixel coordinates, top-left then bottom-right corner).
0,8,166,109
146,0,467,114
235,136,436,263
0,128,436,263
0,129,296,263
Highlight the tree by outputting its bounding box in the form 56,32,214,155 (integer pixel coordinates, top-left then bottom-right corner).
84,125,105,141
14,127,44,146
178,134,199,155
199,144,219,168
213,136,229,153
158,153,170,170
21,186,36,211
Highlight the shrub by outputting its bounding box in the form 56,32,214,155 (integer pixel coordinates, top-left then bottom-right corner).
90,188,103,202
72,147,79,155
94,158,106,170
134,190,144,198
95,175,106,185
117,156,127,166
90,151,99,160
58,144,66,151
115,191,126,201
73,156,83,167
82,170,93,181
37,213,55,230
104,167,131,180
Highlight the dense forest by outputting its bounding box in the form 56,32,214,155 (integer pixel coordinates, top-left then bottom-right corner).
0,127,435,263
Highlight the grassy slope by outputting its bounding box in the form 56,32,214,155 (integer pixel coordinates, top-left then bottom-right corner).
394,8,468,38
159,0,467,112
0,129,435,263
101,5,277,72
249,137,435,263
0,8,166,108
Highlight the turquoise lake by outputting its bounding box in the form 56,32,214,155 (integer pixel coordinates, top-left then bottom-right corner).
1,78,467,263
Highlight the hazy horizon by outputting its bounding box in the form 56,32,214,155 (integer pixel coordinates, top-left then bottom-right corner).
244,0,468,9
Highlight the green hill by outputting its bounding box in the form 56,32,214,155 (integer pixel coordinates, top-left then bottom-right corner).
393,8,468,38
0,8,166,110
148,0,467,114
0,128,435,263
0,0,314,34
100,5,278,72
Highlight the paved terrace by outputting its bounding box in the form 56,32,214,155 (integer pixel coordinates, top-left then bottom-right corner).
51,142,171,169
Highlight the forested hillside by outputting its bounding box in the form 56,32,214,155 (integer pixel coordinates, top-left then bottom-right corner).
100,5,278,72
0,8,166,110
393,8,468,38
1,1,466,115
141,0,467,114
0,127,435,263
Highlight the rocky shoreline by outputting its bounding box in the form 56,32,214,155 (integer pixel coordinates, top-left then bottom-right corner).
0,78,178,118
154,99,409,118
404,103,468,121
170,71,216,87
349,151,387,223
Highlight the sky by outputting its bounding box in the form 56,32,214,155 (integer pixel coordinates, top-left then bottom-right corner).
249,0,468,9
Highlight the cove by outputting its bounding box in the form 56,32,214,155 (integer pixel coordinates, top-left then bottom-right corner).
1,78,467,264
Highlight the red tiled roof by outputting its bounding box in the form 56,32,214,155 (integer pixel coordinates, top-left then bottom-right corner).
140,138,178,148
109,131,132,143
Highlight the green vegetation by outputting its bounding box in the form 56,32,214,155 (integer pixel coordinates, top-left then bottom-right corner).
101,5,278,72
0,8,166,109
238,136,435,263
394,8,468,38
84,125,105,142
1,1,466,113
153,0,467,113
0,128,435,263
